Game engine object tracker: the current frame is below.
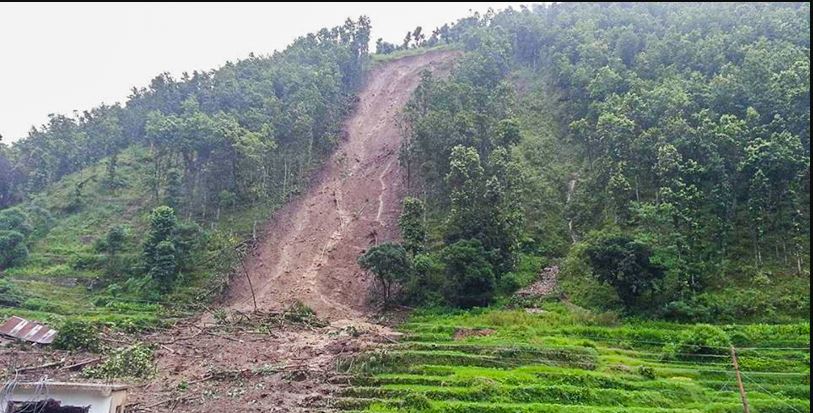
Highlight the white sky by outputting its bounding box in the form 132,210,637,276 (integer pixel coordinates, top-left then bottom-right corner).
0,2,532,143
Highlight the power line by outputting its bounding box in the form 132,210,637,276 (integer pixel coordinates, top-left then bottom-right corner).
544,333,810,351
741,373,805,413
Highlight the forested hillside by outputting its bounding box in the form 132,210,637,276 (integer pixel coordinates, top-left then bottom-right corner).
365,2,810,322
0,4,809,412
0,17,371,323
1,4,810,325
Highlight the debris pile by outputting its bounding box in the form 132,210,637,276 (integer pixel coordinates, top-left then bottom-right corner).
514,265,560,299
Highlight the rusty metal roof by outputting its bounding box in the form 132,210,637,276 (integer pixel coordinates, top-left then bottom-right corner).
0,316,58,344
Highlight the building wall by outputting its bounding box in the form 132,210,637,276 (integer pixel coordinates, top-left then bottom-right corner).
1,389,117,413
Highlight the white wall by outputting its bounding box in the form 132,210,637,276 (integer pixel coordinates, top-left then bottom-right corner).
0,388,120,413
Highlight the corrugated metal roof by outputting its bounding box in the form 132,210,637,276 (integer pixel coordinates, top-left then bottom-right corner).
0,316,58,344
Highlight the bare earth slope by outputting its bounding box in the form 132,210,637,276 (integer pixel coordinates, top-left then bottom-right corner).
0,51,459,413
226,51,457,321
124,51,460,412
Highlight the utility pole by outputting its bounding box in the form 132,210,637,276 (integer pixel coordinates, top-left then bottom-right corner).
730,345,750,413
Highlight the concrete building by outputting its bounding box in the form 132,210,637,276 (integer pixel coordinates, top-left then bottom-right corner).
1,382,128,413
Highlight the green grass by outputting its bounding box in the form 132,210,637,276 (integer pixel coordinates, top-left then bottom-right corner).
335,303,810,412
0,145,292,329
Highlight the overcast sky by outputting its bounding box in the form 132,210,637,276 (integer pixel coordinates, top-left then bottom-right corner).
0,2,532,143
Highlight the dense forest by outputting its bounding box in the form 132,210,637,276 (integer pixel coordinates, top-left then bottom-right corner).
1,3,810,324
364,2,810,321
0,17,370,310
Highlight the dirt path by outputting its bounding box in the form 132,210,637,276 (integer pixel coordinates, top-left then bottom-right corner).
123,51,460,412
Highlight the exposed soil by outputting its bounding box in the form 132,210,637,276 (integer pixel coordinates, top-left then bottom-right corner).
226,51,458,322
0,50,459,412
132,50,460,413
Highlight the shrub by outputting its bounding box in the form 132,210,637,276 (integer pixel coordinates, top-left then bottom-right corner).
401,393,432,411
84,343,155,379
637,365,656,379
53,319,102,352
70,253,104,271
585,233,664,310
0,279,26,307
404,253,445,305
0,230,28,269
496,272,522,296
22,298,69,314
441,239,496,308
664,324,730,358
0,207,33,234
661,299,711,322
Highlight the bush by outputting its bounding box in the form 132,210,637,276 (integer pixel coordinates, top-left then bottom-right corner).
401,393,431,411
637,365,656,379
70,253,104,271
661,300,711,322
22,298,69,314
0,230,28,269
496,272,522,296
441,239,496,308
403,253,445,305
53,319,102,352
0,279,26,307
663,324,730,359
84,343,155,379
585,233,664,310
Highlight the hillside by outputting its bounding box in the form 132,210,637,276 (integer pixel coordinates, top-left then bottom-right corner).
337,304,810,413
1,17,374,327
0,3,810,413
226,51,458,320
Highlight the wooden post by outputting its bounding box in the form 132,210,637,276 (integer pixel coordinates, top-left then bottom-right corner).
730,345,750,413
240,258,258,313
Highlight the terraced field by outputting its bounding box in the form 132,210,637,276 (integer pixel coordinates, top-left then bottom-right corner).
333,303,810,413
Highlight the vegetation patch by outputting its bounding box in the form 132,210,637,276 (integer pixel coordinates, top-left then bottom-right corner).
334,304,809,412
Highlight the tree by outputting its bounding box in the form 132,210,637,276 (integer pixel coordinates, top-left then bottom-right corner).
100,224,128,258
375,38,397,55
494,118,522,147
149,240,178,293
399,197,426,255
103,153,125,191
96,224,128,278
0,142,17,208
0,230,27,269
445,145,522,275
412,26,425,47
402,31,413,49
164,168,183,211
143,206,178,292
0,207,32,235
441,239,495,308
615,28,641,66
357,243,412,304
585,234,665,308
445,145,486,242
